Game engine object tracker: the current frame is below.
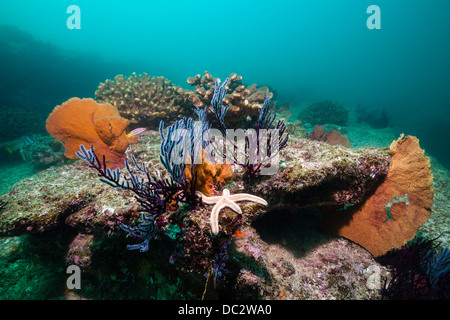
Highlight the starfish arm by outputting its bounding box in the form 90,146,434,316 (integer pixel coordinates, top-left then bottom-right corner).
196,191,223,204
223,199,243,214
228,194,268,206
210,199,242,235
210,200,226,235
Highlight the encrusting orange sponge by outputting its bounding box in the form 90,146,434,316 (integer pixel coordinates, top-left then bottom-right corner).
185,149,233,196
46,97,138,169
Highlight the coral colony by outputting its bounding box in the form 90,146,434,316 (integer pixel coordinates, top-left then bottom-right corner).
76,76,288,252
209,78,289,180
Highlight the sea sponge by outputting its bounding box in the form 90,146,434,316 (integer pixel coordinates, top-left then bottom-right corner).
185,149,233,196
309,125,350,148
46,97,137,169
321,135,434,257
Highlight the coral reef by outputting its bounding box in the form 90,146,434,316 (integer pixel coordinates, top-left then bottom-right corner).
66,233,94,269
0,134,65,169
321,135,434,257
232,223,390,299
0,133,390,261
285,120,308,139
95,73,193,129
0,102,442,299
309,125,350,148
46,97,139,169
186,71,274,128
297,100,349,126
0,123,440,300
197,188,268,235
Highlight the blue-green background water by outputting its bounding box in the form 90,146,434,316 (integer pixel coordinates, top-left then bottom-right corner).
1,0,449,167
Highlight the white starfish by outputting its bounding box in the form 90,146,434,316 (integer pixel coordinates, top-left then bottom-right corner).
196,188,268,235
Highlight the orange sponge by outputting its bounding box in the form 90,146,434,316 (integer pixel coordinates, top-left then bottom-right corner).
185,149,233,196
321,135,433,257
46,97,136,169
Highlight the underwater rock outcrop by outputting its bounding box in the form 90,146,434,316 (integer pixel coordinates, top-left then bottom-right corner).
95,73,193,129
0,133,389,243
46,97,138,169
0,132,435,299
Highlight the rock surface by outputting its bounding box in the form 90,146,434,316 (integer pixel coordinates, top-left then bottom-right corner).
0,131,395,299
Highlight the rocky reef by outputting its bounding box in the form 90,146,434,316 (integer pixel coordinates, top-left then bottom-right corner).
0,130,413,299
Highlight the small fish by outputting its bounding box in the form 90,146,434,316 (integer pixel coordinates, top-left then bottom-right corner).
126,127,147,139
22,136,34,145
235,230,245,238
5,147,13,154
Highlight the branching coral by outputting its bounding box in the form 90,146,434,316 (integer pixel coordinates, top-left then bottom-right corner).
297,99,348,126
321,135,434,257
95,73,193,129
46,97,138,169
187,71,274,128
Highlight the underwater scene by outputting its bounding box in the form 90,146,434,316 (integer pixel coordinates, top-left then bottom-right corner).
0,0,449,303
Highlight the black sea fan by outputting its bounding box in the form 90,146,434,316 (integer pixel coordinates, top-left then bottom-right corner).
380,236,450,300
210,78,289,181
